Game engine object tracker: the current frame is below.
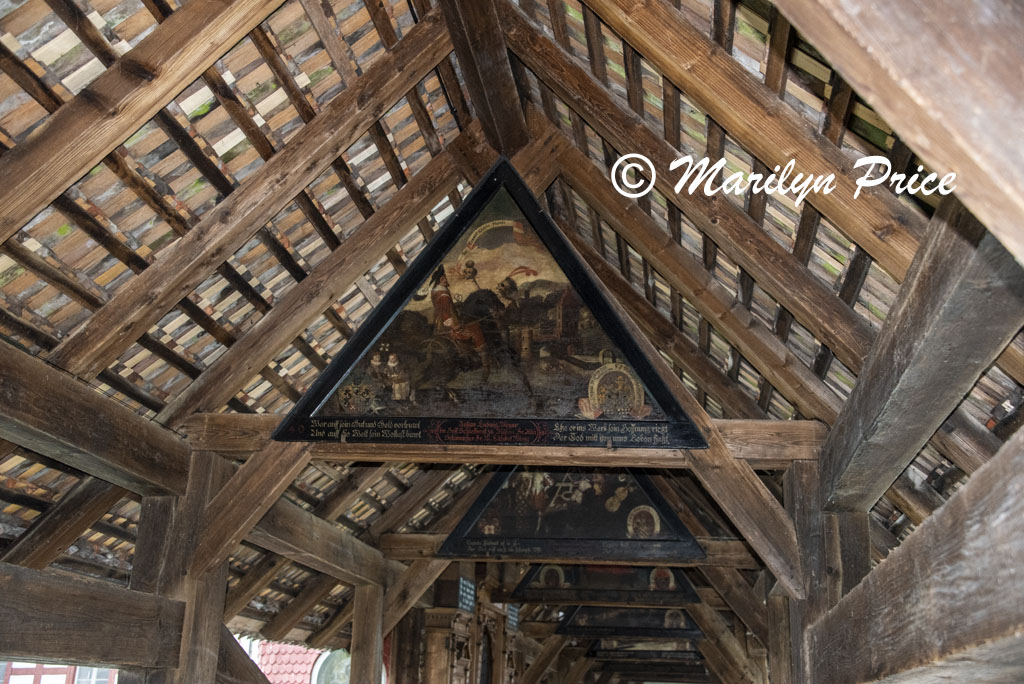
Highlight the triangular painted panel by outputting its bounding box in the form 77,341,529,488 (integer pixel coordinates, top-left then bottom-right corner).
273,158,706,449
586,640,704,663
510,563,699,606
557,606,703,639
438,466,705,562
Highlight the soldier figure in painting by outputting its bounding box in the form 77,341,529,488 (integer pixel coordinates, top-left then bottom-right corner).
428,265,490,383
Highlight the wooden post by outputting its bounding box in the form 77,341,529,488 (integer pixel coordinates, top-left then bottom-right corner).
350,583,385,684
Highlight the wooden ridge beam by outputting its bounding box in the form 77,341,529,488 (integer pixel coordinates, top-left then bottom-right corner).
771,0,1024,270
438,0,528,155
579,0,924,282
0,561,184,668
0,0,287,243
46,9,453,379
180,413,824,468
808,429,1024,683
0,344,189,496
377,533,758,568
822,198,1024,510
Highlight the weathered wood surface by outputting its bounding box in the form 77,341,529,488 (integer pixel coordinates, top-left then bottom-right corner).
771,0,1024,270
520,635,568,684
822,198,1024,510
46,10,452,379
438,0,528,155
190,442,311,576
0,0,287,242
686,601,761,683
260,573,338,642
378,533,757,568
0,562,184,668
180,413,822,467
0,345,189,495
248,496,391,586
216,626,271,684
578,0,924,282
224,554,291,620
350,583,385,684
807,429,1024,683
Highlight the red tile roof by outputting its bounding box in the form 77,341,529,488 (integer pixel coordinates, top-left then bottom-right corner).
258,641,323,684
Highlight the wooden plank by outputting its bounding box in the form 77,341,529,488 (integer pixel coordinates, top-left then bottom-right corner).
155,141,464,425
0,561,184,668
0,343,189,496
0,0,286,242
807,429,1024,683
702,567,769,647
247,497,390,586
181,413,821,468
350,583,385,684
377,533,758,568
579,0,924,282
686,602,760,683
382,559,451,635
217,626,271,684
771,0,1024,270
46,10,453,379
438,0,528,155
190,442,311,576
822,198,1024,510
0,475,124,569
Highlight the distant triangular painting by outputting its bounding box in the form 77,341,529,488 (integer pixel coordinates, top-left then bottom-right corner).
557,606,703,639
273,159,706,448
438,467,705,561
510,563,700,606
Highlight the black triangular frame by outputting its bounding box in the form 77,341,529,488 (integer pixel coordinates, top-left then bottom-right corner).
509,562,700,605
437,465,706,562
273,157,706,449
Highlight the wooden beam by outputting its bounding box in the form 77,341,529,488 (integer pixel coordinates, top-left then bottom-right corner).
822,198,1024,510
350,583,385,684
45,9,453,379
190,442,311,577
0,475,124,569
217,626,271,684
520,635,568,684
578,0,924,281
247,497,391,586
0,0,286,242
377,533,758,568
0,342,189,495
807,428,1024,683
0,562,184,668
771,0,1024,269
224,554,291,620
181,413,823,468
686,602,761,684
382,559,451,635
438,0,528,155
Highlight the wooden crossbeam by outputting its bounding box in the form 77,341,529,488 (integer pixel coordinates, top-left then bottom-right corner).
822,199,1024,510
578,0,924,282
520,635,568,684
0,344,189,496
217,626,271,684
0,562,184,668
260,573,339,642
771,0,1024,270
350,583,385,683
378,533,757,568
45,9,452,379
686,602,761,683
0,0,287,243
807,429,1024,683
180,413,823,468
